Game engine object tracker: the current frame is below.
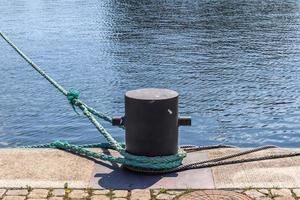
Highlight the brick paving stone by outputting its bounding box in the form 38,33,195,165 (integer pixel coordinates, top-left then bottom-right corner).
91,195,110,200
293,189,300,197
3,196,26,200
258,189,269,195
113,190,128,198
131,189,151,200
49,197,64,200
28,189,49,198
156,193,176,200
178,190,253,200
113,198,127,200
51,189,65,196
152,189,161,196
93,190,110,195
5,190,28,196
274,197,295,200
244,189,266,199
167,190,184,196
0,189,7,197
27,199,48,200
271,189,293,197
68,189,88,199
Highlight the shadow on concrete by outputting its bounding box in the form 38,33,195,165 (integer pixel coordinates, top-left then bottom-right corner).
89,148,177,189
89,150,214,189
94,166,177,189
60,147,172,189
61,147,214,189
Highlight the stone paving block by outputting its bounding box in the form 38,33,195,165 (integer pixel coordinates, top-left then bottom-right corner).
131,189,151,200
0,189,6,196
152,189,161,196
68,189,88,198
113,190,128,198
51,189,65,196
3,196,26,200
258,189,269,195
113,198,127,200
152,189,175,196
166,190,184,196
27,199,47,200
5,190,28,196
178,190,253,200
49,197,64,200
91,195,110,200
293,189,300,197
93,190,110,195
244,189,266,199
271,189,293,197
274,197,295,200
156,193,176,200
28,189,49,198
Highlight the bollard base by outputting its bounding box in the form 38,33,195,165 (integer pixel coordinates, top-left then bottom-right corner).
121,164,175,174
90,150,214,189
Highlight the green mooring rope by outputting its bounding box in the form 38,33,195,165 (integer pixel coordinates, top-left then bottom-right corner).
0,32,186,170
3,32,300,174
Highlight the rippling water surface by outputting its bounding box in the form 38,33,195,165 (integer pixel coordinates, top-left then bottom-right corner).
1,0,300,147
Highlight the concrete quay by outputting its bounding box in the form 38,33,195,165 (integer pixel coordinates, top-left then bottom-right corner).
0,147,300,199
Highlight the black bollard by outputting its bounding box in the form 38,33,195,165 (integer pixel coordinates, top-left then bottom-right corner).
112,88,191,157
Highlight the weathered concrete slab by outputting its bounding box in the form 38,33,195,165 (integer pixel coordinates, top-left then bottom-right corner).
1,147,300,189
207,148,300,189
0,148,94,188
89,150,214,189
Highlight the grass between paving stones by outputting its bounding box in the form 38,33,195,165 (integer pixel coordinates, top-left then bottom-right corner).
148,188,191,200
47,188,54,198
172,188,194,200
63,182,72,199
26,185,33,193
105,190,115,199
84,187,93,200
267,189,280,199
85,187,93,196
240,187,298,199
1,187,299,200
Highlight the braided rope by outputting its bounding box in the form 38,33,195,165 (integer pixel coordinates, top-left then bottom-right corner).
0,31,186,170
2,31,300,173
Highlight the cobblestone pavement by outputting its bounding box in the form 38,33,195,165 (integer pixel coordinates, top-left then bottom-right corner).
1,187,300,200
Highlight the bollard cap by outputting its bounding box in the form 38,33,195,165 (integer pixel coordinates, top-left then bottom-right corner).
126,88,178,100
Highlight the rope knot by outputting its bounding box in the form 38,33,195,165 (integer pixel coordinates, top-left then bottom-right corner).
67,88,80,114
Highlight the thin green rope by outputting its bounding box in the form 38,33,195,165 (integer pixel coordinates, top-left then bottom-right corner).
1,32,186,170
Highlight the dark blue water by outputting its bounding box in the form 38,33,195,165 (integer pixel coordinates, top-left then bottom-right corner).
1,0,300,147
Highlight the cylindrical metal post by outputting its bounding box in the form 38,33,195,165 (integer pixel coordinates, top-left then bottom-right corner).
112,88,191,157
125,88,179,156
